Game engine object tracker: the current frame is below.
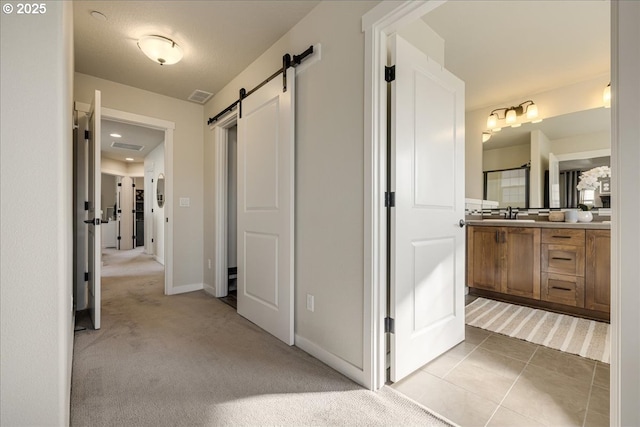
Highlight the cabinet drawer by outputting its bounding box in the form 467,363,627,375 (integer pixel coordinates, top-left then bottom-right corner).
541,272,585,308
542,229,585,246
542,244,585,276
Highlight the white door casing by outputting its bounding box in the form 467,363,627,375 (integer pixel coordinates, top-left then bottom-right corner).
87,90,102,330
237,68,295,345
389,35,465,382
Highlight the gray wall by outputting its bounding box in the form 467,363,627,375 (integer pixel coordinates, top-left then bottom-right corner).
0,2,74,424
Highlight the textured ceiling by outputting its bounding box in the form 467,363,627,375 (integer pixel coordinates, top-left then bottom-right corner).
74,1,320,102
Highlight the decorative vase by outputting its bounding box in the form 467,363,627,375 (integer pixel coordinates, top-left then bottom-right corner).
577,211,593,223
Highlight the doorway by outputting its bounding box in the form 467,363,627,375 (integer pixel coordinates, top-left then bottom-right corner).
74,101,176,321
219,124,238,309
363,1,614,424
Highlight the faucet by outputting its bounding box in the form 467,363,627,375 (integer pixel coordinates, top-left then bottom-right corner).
505,206,518,220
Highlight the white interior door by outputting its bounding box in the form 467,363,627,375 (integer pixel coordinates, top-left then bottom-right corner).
87,90,102,329
549,152,560,208
237,68,295,345
389,35,465,382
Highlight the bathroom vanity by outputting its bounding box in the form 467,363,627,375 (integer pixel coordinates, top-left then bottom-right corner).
467,221,610,321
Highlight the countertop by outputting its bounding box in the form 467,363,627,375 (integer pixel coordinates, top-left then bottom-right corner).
466,220,611,230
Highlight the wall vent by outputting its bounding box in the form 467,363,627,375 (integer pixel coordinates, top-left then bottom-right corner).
188,89,214,104
111,141,145,151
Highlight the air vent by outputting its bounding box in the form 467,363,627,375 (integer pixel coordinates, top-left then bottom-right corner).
188,89,213,104
111,141,145,151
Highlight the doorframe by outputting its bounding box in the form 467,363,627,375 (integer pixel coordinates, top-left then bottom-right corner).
362,1,626,423
210,111,238,297
75,102,175,295
361,0,451,392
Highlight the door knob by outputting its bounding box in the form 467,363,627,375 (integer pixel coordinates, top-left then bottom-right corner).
459,219,466,228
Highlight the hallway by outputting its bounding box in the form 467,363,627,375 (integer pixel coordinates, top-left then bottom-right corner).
70,249,449,426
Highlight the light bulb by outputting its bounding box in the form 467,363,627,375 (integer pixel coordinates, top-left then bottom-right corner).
526,103,538,120
487,113,498,129
138,35,183,65
505,108,517,124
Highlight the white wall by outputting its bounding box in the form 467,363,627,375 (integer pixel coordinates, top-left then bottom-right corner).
204,0,378,373
102,173,117,220
482,144,530,171
396,19,444,66
75,72,204,291
551,131,610,155
530,129,551,207
145,143,165,264
0,2,74,425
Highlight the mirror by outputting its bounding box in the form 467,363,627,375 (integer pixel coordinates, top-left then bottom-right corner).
156,173,165,208
483,108,610,208
484,167,530,209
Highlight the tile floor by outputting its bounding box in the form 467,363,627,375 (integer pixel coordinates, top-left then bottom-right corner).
392,324,610,427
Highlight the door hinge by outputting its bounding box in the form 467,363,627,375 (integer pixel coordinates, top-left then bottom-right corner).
385,192,395,208
117,236,121,240
84,201,89,211
132,210,136,214
151,208,154,213
84,130,90,140
118,183,122,187
385,65,396,83
132,183,136,188
384,317,395,334
151,238,154,243
84,272,89,282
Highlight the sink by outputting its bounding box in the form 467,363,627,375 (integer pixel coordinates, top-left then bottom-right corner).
481,219,536,223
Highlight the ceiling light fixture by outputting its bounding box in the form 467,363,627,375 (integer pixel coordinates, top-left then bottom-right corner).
110,133,122,138
125,158,134,162
603,83,611,108
90,11,107,22
137,35,183,66
487,100,540,130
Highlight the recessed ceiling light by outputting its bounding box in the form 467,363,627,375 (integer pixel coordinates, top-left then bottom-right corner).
90,11,107,22
125,158,134,161
110,133,122,138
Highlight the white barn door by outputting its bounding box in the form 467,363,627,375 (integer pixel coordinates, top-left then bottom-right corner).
237,68,295,345
389,35,466,382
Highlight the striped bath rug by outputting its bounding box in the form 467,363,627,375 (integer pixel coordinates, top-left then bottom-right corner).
466,297,610,363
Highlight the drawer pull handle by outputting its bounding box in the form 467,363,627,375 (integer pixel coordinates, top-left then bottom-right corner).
551,286,572,292
551,235,572,239
552,257,573,261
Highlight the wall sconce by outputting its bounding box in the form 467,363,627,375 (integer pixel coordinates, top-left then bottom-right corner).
603,83,611,108
487,100,541,130
137,35,183,66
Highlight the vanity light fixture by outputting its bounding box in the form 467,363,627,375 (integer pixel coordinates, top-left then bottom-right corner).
482,132,492,143
603,82,611,108
137,35,183,66
487,100,540,129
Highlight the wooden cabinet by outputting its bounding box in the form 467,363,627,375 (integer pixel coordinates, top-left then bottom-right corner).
586,230,611,313
467,226,540,299
467,224,610,320
467,226,502,292
541,229,585,308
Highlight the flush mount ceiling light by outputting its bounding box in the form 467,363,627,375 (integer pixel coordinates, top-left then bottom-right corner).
137,35,183,66
486,100,541,130
110,133,122,138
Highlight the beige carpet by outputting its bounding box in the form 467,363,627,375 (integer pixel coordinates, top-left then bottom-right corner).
466,297,610,363
71,248,452,426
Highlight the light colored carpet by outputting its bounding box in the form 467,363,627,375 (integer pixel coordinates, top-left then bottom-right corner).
71,248,452,426
466,297,610,363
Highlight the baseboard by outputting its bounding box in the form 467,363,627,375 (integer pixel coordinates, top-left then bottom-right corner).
154,255,165,266
166,283,203,295
295,334,365,386
203,283,216,297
